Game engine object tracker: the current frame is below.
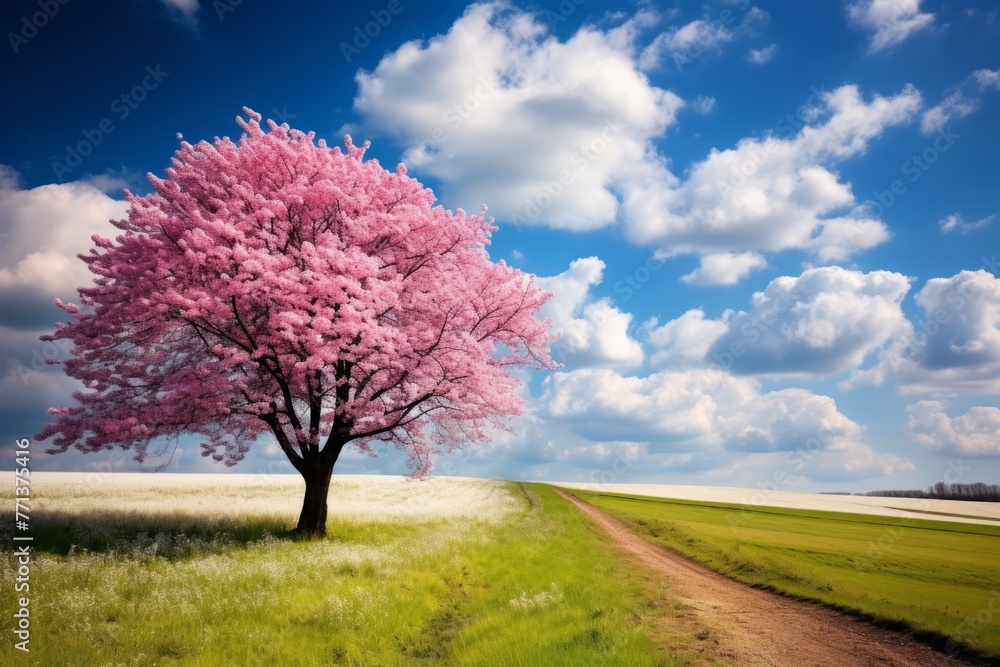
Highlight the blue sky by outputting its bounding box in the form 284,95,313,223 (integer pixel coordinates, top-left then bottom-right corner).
1,0,998,492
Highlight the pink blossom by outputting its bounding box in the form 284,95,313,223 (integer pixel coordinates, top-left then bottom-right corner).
37,109,557,524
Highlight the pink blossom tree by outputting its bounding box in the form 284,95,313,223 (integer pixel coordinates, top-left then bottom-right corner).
37,109,557,536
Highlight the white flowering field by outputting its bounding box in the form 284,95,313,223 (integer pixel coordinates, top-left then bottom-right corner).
0,473,692,666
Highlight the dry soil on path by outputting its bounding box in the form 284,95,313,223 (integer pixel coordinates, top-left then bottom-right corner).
555,488,985,667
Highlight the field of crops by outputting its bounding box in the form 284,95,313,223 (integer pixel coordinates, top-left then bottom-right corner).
571,488,1000,661
554,482,1000,525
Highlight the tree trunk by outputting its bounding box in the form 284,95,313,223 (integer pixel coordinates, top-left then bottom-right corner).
295,458,334,537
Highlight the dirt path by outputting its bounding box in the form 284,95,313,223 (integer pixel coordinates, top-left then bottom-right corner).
555,488,983,667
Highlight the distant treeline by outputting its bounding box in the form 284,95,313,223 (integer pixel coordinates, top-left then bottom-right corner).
864,482,1000,502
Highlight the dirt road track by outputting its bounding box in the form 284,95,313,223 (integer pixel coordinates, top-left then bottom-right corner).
555,488,986,667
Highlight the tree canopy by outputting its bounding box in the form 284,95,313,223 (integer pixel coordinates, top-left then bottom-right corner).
38,109,557,487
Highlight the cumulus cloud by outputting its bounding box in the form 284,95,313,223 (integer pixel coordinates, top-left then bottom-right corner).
705,267,911,375
350,2,683,231
681,251,767,286
0,168,128,330
903,401,1000,457
434,374,648,482
846,270,1000,394
847,0,934,52
921,68,1000,135
746,43,777,64
645,309,728,369
541,367,910,479
351,6,914,276
939,213,994,235
622,84,919,264
543,369,844,450
537,257,644,370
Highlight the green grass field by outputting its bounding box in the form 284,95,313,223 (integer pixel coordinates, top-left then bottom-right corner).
570,488,1000,661
2,478,718,666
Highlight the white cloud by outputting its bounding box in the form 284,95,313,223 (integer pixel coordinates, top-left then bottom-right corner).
939,213,994,235
903,401,1000,457
691,95,717,114
639,8,768,71
438,375,651,482
622,84,920,264
0,169,128,330
746,43,777,64
921,91,976,135
645,309,728,369
350,2,683,232
846,270,1000,394
537,257,644,370
542,367,910,479
351,6,914,275
544,369,845,449
805,216,892,263
707,267,912,375
846,0,934,52
922,68,1000,135
681,251,767,286
639,19,734,69
973,68,1000,90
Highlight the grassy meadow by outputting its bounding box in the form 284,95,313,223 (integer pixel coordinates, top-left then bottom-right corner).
571,488,1000,661
2,474,716,666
